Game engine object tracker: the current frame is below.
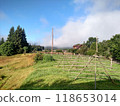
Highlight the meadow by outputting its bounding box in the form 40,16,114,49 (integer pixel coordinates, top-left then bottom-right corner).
0,53,120,90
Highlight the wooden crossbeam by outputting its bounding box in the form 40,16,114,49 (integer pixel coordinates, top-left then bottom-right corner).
74,57,94,80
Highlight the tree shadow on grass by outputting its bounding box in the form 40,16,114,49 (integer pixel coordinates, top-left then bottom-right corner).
18,78,120,90
0,66,3,69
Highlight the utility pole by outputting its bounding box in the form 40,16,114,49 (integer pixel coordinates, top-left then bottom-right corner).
51,28,53,54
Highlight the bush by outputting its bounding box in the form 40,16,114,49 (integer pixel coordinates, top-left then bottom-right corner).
86,49,95,56
23,46,28,54
43,55,55,62
0,41,15,56
67,48,77,53
56,49,62,52
34,53,43,63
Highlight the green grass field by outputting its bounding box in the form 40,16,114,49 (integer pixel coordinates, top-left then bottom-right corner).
0,53,120,90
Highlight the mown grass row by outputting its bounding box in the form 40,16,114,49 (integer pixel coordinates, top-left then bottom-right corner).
19,54,120,90
0,53,120,90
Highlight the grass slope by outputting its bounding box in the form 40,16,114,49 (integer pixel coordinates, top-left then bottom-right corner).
0,53,120,90
0,53,35,90
19,54,120,90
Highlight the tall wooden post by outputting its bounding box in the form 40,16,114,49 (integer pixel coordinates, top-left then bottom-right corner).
110,58,113,68
51,28,53,54
95,37,98,90
95,55,96,90
96,37,98,53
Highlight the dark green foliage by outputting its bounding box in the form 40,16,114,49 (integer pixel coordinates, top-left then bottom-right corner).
86,49,95,56
45,49,51,53
86,37,97,48
85,42,96,55
23,46,29,54
3,25,29,55
7,26,15,42
0,41,15,56
97,34,120,60
67,48,77,53
98,40,110,56
76,45,88,55
43,55,55,62
34,53,44,63
90,42,96,50
0,37,5,45
98,40,111,58
34,54,55,63
12,26,28,54
109,34,120,61
56,49,63,53
32,45,44,52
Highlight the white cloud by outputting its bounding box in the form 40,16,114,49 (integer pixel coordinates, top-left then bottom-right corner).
73,0,120,13
53,11,120,47
40,17,48,25
89,0,120,13
0,11,7,20
42,0,120,47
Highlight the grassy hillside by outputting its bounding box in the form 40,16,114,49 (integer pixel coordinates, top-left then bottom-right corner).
0,53,120,90
0,53,35,89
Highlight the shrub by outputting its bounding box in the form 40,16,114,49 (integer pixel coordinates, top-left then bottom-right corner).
56,49,62,53
43,55,55,62
34,53,43,63
23,46,28,54
67,48,77,53
0,41,15,56
86,49,95,56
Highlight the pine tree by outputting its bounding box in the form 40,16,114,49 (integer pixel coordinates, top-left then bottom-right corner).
7,26,15,42
1,25,30,55
0,37,5,45
13,25,28,54
21,28,28,47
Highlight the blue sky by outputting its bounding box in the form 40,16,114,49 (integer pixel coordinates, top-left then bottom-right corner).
0,0,87,44
0,0,120,47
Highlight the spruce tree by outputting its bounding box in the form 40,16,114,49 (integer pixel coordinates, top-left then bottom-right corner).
13,25,28,54
21,28,28,47
7,26,15,42
0,37,5,45
1,25,30,55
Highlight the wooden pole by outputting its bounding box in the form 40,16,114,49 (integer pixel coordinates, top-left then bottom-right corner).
95,36,98,90
110,58,113,68
94,59,96,89
96,37,98,53
74,57,93,80
51,28,53,54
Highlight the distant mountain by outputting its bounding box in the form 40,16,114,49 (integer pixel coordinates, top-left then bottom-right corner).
44,46,71,50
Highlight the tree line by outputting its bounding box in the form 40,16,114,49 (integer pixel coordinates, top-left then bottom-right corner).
68,34,120,62
0,26,120,62
0,26,44,56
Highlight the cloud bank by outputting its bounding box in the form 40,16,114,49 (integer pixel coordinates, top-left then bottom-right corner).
43,0,120,47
